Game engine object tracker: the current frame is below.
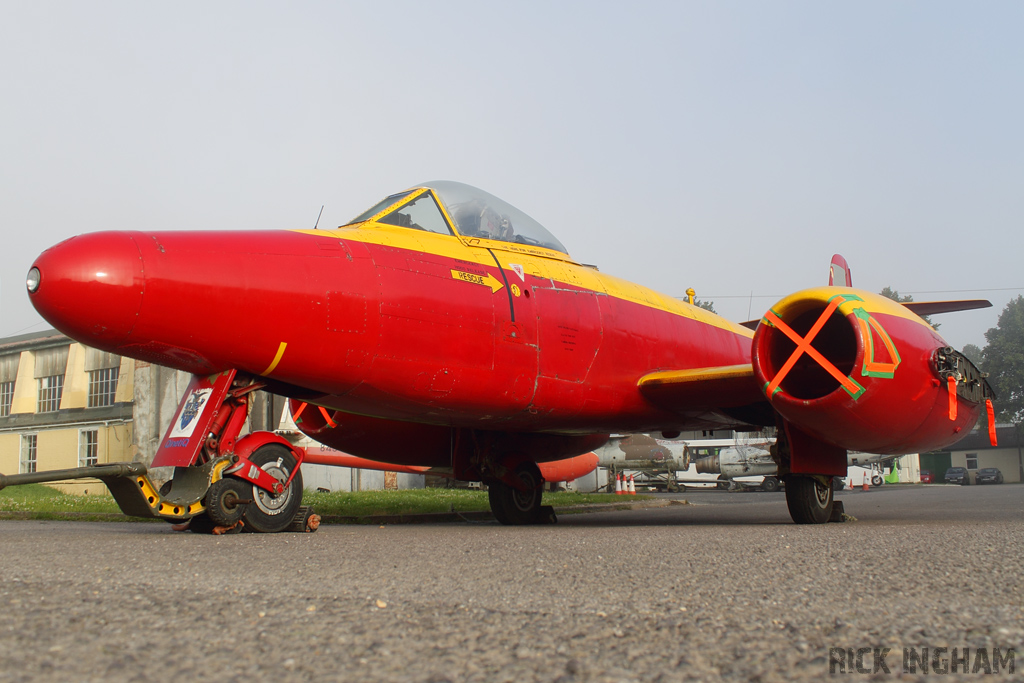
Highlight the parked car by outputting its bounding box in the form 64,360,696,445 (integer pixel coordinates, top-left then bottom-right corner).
975,468,1004,485
944,467,970,485
920,470,934,483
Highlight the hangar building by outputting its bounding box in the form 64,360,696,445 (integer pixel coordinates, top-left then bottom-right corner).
0,329,423,493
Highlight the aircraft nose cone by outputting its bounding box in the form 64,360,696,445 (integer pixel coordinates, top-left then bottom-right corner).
28,231,145,348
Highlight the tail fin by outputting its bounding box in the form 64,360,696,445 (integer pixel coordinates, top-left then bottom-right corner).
829,254,852,287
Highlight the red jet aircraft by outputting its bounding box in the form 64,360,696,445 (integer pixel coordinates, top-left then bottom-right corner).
23,181,995,530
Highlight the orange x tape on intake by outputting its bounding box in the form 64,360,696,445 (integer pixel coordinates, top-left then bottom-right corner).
319,406,337,428
763,297,864,399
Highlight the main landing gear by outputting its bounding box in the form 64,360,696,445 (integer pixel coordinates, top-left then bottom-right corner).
784,474,843,524
486,462,557,525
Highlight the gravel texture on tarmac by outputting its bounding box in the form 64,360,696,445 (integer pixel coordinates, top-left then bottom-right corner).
0,484,1021,682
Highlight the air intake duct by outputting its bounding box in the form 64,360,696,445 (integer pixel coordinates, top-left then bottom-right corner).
751,287,990,455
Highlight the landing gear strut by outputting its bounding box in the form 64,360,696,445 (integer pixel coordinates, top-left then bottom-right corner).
784,475,834,524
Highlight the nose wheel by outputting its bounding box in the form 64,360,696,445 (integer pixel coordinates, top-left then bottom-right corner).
240,444,304,533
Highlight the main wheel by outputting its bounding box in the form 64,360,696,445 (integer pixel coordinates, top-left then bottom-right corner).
761,476,780,493
785,475,833,524
489,463,543,525
240,444,303,533
487,483,511,525
206,477,251,527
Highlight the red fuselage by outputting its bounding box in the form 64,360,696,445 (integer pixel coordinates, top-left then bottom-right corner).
29,228,755,436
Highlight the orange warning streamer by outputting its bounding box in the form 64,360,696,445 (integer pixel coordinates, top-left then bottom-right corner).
763,299,862,397
947,376,958,421
986,399,998,446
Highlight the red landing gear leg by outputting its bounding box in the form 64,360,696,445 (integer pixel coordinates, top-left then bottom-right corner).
152,370,311,533
775,420,846,525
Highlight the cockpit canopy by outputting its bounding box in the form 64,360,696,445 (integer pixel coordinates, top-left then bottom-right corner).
344,181,568,255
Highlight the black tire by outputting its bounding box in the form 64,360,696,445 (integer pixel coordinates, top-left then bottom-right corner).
240,444,303,533
205,477,250,527
487,483,511,524
871,474,884,487
489,463,543,525
761,476,780,493
785,475,833,524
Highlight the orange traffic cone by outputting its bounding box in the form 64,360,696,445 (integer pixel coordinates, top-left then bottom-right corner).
847,477,854,491
628,474,636,495
615,474,623,495
862,472,870,492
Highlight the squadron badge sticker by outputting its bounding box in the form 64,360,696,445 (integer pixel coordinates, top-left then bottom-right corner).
169,388,213,439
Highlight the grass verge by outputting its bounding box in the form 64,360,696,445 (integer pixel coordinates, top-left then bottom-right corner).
0,483,128,521
1,484,648,522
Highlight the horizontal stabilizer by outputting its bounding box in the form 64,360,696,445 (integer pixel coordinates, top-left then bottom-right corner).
638,364,765,410
902,299,991,316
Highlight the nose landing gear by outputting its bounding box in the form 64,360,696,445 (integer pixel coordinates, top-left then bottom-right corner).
0,370,318,534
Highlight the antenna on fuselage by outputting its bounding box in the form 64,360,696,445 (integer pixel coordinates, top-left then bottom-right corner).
313,205,324,230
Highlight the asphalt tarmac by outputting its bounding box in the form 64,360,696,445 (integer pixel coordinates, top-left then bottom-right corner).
1,484,1022,682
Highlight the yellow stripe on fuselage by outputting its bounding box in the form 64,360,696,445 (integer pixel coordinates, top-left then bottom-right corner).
293,224,753,338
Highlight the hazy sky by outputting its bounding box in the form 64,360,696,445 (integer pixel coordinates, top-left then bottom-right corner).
2,1,1021,351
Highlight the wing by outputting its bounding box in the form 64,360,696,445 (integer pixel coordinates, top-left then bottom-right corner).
638,364,768,413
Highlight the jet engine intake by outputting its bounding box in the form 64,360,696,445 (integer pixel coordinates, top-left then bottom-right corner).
752,287,992,455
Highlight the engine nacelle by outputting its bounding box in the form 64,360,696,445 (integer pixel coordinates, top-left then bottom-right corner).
752,287,990,455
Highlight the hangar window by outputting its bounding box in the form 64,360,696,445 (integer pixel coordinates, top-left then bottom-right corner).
0,354,18,417
378,192,453,235
966,453,978,470
20,434,37,474
79,430,99,467
34,346,68,413
37,375,64,413
86,349,121,408
0,381,13,418
88,368,119,407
